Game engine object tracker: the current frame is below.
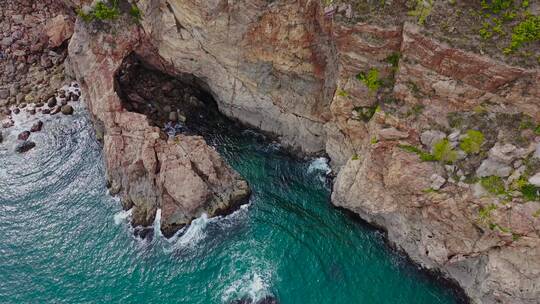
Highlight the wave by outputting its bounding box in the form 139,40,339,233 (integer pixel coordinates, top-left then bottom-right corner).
307,157,331,177
222,272,272,303
153,208,162,238
113,209,132,225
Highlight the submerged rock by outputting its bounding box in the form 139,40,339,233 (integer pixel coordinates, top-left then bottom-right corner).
17,131,30,141
30,120,43,132
15,141,36,153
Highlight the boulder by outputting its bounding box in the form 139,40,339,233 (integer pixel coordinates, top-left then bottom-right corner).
529,173,540,187
18,131,30,141
44,15,74,48
488,143,524,164
60,105,74,115
47,97,56,108
430,174,446,190
30,120,43,132
15,141,35,153
476,159,512,177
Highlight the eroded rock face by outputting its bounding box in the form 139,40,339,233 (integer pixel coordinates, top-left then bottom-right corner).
67,1,539,303
67,16,250,237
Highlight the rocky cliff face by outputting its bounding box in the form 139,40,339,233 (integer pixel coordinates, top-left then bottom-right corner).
67,17,250,237
64,0,539,303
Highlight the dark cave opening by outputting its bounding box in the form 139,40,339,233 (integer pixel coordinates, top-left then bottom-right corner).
114,53,229,138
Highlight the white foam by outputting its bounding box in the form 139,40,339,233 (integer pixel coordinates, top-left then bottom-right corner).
153,208,162,238
307,157,331,175
222,272,271,303
113,208,132,225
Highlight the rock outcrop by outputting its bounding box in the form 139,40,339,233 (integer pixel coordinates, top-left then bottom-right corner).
65,1,539,303
67,15,250,237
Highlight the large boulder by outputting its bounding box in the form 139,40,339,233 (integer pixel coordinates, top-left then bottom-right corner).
15,141,36,153
44,15,74,48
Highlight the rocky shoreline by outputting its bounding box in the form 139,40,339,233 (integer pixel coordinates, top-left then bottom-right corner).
2,1,539,303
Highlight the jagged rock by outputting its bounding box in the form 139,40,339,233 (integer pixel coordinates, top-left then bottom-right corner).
529,173,540,187
420,130,446,149
488,143,524,164
60,105,73,115
476,159,512,177
30,120,43,132
430,174,446,190
15,140,35,153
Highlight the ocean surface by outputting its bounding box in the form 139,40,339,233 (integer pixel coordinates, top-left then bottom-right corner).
0,103,463,303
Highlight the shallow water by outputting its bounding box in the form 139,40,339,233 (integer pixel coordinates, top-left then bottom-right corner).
0,104,463,303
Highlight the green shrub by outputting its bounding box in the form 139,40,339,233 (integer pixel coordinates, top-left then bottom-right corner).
521,183,540,201
481,176,506,195
478,203,497,224
356,68,381,93
481,0,513,14
386,52,400,71
130,4,142,21
506,15,540,52
78,0,120,22
337,89,349,97
408,0,434,25
432,139,458,163
460,130,485,154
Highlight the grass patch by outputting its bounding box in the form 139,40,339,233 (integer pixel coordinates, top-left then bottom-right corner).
356,68,381,93
478,203,497,224
432,139,458,164
129,4,142,21
521,183,540,201
505,15,540,53
408,0,434,25
460,130,485,154
78,0,120,22
398,144,436,162
481,176,506,195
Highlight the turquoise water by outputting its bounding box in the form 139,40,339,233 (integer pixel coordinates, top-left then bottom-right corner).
0,105,463,303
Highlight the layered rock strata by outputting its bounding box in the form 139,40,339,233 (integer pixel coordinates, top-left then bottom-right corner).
63,0,539,303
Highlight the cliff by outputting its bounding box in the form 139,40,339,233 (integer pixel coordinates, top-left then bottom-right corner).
57,0,540,302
